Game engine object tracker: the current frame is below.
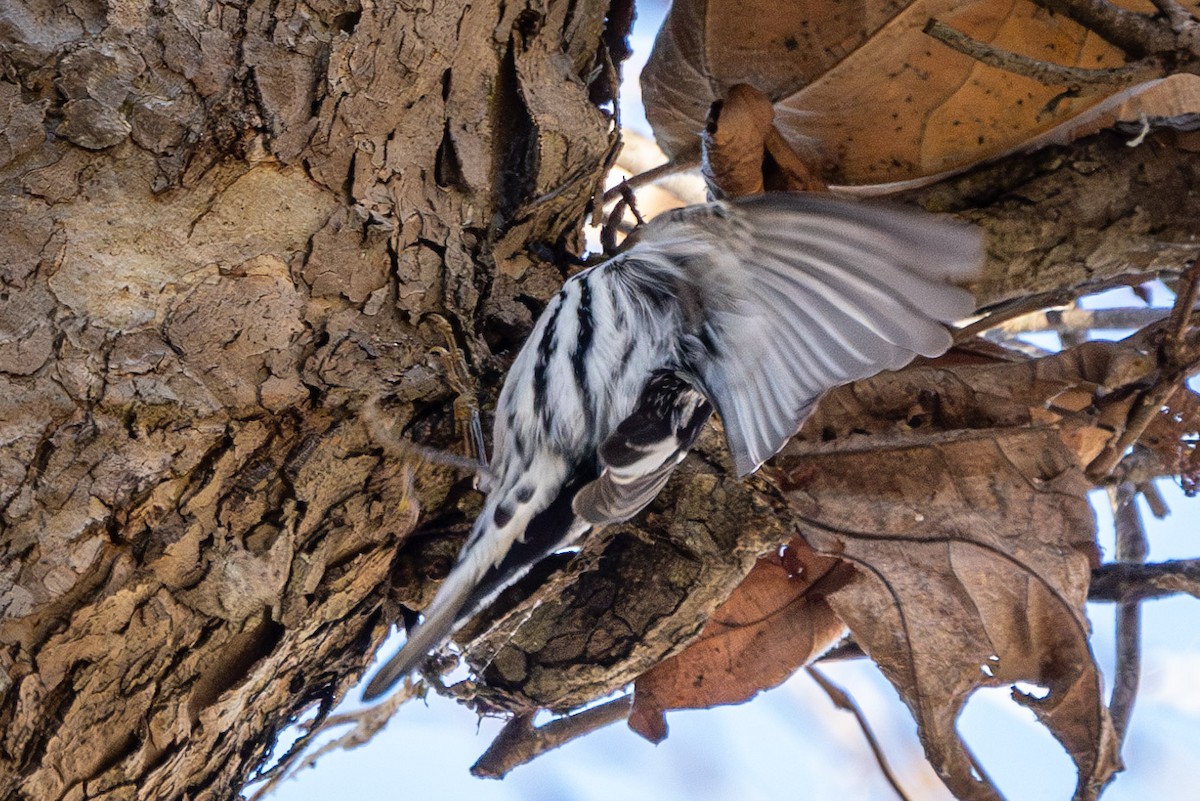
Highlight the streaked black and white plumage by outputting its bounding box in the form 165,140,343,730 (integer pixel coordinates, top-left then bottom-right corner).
362,193,981,700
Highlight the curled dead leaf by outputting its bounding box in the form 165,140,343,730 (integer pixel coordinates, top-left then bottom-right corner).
1141,385,1200,495
628,538,848,743
701,83,827,196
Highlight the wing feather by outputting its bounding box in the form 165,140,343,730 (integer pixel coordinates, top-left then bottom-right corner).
625,193,982,476
573,371,712,526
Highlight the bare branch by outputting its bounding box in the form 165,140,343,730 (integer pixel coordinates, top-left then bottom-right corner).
816,639,867,662
1107,482,1147,746
1089,559,1200,601
1165,256,1200,362
1138,479,1170,519
1150,0,1198,31
1087,260,1200,480
955,276,1157,344
925,19,1164,88
1032,0,1175,58
992,307,1178,336
471,696,634,778
602,149,703,206
248,680,424,800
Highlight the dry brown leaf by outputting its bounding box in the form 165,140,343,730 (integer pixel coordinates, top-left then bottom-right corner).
774,344,1146,801
1049,73,1200,145
629,341,1157,776
642,0,907,161
783,433,1118,801
643,0,1183,185
798,341,1153,465
701,83,827,196
1141,385,1200,494
628,538,847,743
700,83,777,196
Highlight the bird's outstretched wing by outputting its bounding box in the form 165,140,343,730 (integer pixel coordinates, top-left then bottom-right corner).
625,193,982,476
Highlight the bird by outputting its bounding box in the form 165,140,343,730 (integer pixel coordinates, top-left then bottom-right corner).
362,192,982,700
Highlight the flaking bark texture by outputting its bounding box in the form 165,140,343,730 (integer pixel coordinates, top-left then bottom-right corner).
0,1,615,798
0,3,1197,801
904,124,1200,306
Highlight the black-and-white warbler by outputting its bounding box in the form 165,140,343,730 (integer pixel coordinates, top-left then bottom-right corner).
362,192,981,700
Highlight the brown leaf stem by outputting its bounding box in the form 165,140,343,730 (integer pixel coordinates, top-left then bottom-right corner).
470,696,633,778
807,667,916,801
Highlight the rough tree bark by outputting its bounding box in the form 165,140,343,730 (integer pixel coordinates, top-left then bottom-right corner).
0,2,1197,801
0,0,619,797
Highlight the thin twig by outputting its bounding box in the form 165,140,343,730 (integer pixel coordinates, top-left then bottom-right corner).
1087,260,1200,480
807,667,916,801
617,181,646,226
987,306,1183,336
1107,481,1148,746
1058,301,1090,350
601,151,702,206
1088,558,1200,601
601,193,630,253
470,695,634,778
1150,0,1198,31
1165,257,1200,362
362,396,492,477
248,679,423,800
924,19,1163,88
952,276,1159,344
1088,379,1185,479
614,130,708,207
1032,0,1176,58
816,639,867,662
1138,479,1170,518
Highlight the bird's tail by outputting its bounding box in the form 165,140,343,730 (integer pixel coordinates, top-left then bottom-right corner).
362,477,593,701
361,541,492,701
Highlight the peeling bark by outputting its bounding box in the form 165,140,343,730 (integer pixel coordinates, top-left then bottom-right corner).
906,123,1200,306
0,0,615,797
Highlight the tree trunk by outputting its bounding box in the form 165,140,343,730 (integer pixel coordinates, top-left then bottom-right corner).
1,2,1197,800
0,0,618,797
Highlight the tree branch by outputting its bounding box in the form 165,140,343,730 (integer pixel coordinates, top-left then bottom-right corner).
925,19,1164,88
1087,258,1200,480
1107,481,1148,746
1088,559,1200,601
471,696,633,778
1033,0,1176,58
981,306,1181,337
1150,0,1198,32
